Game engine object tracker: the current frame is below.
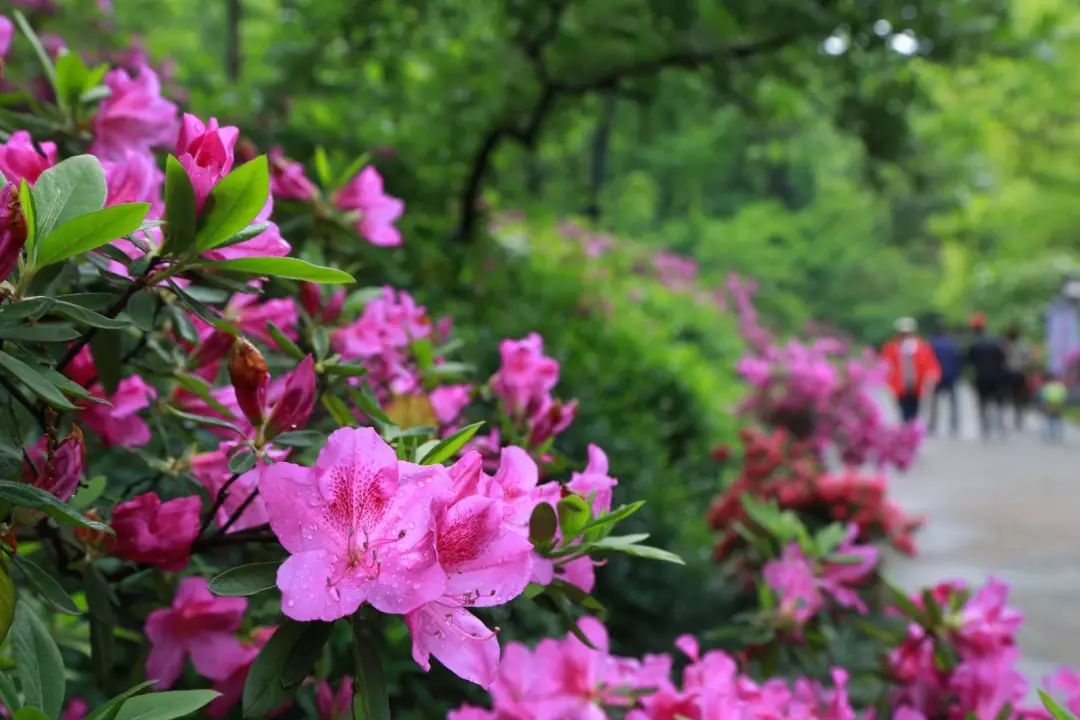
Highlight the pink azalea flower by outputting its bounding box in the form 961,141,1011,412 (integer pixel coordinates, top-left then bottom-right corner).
259,427,445,621
91,66,178,158
102,150,164,210
567,444,617,515
299,283,345,324
0,184,26,281
23,430,83,501
0,17,13,60
315,676,353,720
1045,668,1080,714
207,627,275,719
144,577,247,688
0,130,56,184
429,384,472,426
817,525,879,613
269,147,316,201
491,332,560,418
80,375,158,448
175,113,239,208
334,165,404,247
59,699,88,720
405,463,533,686
763,543,823,626
110,493,201,571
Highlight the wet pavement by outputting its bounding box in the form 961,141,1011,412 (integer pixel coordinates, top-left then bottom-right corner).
885,384,1080,682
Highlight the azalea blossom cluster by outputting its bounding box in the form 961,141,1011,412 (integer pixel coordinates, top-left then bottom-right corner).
763,524,879,630
450,617,859,719
885,578,1060,720
708,427,923,560
725,274,924,471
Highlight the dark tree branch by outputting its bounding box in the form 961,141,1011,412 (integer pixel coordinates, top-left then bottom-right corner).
452,31,801,242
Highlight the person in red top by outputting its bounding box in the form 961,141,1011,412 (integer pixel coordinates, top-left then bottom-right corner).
881,317,942,423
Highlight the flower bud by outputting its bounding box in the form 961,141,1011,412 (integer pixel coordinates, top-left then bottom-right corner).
299,281,321,318
0,184,27,282
228,337,269,429
24,426,84,502
265,355,317,439
190,328,233,369
74,509,110,554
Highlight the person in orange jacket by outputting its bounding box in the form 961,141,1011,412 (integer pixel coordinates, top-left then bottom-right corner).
881,317,942,423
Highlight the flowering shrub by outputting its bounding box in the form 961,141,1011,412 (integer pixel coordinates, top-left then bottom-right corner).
726,274,924,471
0,13,682,719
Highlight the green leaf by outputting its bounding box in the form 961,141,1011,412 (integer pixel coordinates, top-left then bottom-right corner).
265,322,304,360
417,421,484,465
194,156,269,252
90,329,124,396
1040,689,1080,720
312,146,332,188
12,708,49,720
321,362,368,377
0,351,77,409
351,616,390,720
114,690,221,720
11,602,65,719
84,564,116,684
127,290,157,332
281,621,334,686
273,430,325,448
162,404,245,436
0,480,114,533
242,620,305,717
31,155,107,243
10,554,80,614
347,384,393,428
18,180,36,250
0,671,20,715
883,578,929,626
227,449,256,474
589,534,685,564
208,562,280,597
557,495,592,542
68,479,105,511
36,202,148,267
580,501,644,542
12,12,56,91
528,503,557,546
46,299,130,329
83,681,157,720
161,156,197,257
322,394,355,428
0,564,14,646
203,256,354,284
53,51,89,112
0,323,80,342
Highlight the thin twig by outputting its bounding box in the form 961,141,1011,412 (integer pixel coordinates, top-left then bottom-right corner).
200,471,242,534
217,488,259,536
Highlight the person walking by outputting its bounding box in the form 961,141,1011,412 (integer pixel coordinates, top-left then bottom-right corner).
1040,374,1068,443
881,317,941,424
928,324,963,436
967,313,1007,439
1002,325,1033,431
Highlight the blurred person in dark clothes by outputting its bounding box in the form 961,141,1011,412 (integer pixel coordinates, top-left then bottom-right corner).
967,313,1007,439
928,323,963,437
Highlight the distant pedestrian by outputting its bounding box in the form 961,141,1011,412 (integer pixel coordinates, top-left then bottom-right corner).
967,313,1007,439
1002,325,1034,431
1040,374,1068,443
881,317,941,424
928,325,963,436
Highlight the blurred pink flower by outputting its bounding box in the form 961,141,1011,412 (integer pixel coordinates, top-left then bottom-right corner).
91,66,178,158
429,384,472,426
144,577,247,688
24,430,83,501
315,676,354,720
102,149,164,210
110,493,201,571
269,147,316,201
335,166,404,247
0,130,56,184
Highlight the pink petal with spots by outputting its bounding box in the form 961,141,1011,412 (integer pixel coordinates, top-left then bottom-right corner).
259,461,329,554
277,549,369,622
406,605,499,687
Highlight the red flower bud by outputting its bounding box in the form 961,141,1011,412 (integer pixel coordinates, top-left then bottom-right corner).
265,355,317,439
24,426,84,502
228,337,269,429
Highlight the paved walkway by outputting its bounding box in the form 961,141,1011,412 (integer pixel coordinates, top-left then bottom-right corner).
886,384,1080,682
